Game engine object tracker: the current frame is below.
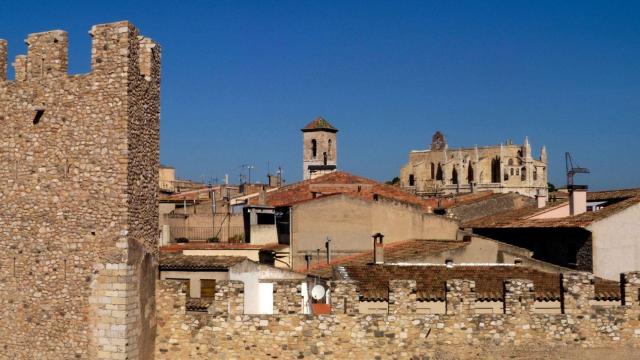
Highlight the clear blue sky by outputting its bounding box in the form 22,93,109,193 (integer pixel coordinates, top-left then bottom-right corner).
1,1,638,189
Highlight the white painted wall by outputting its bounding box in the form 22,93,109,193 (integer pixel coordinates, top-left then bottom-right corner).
589,203,640,280
258,283,274,314
229,270,261,314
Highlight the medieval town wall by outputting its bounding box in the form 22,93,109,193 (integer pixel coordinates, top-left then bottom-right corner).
0,22,160,359
156,272,640,359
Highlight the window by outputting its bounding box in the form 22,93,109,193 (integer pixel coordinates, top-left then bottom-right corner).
510,168,514,176
436,163,444,181
408,174,415,186
467,165,474,184
451,168,458,185
491,157,500,183
257,212,275,225
508,159,514,166
521,167,526,181
201,279,216,298
430,163,435,179
33,109,45,125
311,139,317,158
328,139,332,158
533,169,538,181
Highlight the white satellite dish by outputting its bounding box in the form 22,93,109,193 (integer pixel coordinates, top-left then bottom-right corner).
311,284,326,300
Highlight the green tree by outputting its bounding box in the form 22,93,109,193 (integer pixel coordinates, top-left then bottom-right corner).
386,177,400,185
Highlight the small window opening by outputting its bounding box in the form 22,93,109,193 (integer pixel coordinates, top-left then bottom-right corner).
33,110,45,125
257,212,275,225
311,139,317,158
408,174,415,186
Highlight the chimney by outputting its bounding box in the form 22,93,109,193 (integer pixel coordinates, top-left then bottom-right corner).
258,187,267,205
372,233,384,265
536,189,547,208
569,185,588,216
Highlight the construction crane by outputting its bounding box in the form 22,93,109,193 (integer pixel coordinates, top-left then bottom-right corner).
565,152,590,188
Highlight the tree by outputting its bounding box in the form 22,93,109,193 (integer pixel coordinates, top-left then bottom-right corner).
548,182,556,192
386,177,400,185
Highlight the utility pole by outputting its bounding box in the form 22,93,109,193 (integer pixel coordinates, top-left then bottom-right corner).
247,165,254,184
325,236,332,264
210,187,216,240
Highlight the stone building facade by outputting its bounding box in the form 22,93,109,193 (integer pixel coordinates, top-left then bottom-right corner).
400,131,548,198
302,117,337,180
156,271,640,359
0,21,160,359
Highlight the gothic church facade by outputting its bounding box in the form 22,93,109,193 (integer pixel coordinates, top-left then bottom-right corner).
400,131,548,198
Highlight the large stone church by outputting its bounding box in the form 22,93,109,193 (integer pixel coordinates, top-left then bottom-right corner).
400,131,548,198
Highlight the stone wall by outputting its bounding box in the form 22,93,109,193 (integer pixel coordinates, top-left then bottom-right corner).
156,272,640,359
0,21,160,359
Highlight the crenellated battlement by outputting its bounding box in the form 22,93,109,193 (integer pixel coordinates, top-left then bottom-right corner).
0,21,159,84
156,272,640,358
0,21,160,360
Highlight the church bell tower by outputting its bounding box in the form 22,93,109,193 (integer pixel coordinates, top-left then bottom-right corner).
302,117,338,180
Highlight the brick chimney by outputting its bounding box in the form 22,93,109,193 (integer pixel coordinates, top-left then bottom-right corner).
569,185,588,216
372,233,384,264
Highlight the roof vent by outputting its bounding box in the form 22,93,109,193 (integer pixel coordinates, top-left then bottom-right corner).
445,259,454,268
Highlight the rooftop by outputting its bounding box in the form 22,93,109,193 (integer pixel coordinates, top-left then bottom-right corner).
255,171,495,211
465,188,640,229
161,242,288,253
340,264,620,302
302,239,469,278
159,253,246,271
301,117,338,132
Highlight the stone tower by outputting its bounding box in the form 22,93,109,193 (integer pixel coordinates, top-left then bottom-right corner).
0,21,160,359
302,117,338,180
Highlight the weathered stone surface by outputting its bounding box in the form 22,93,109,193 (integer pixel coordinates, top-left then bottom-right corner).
156,274,640,359
0,21,160,359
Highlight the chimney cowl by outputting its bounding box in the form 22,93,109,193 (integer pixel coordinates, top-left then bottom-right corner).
445,259,454,268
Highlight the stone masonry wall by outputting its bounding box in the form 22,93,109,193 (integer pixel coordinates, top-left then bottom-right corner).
156,272,640,359
0,22,160,359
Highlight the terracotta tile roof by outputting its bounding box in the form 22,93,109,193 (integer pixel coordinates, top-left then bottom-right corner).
160,243,286,253
302,239,469,278
465,188,640,229
186,298,212,312
255,171,491,212
301,117,338,132
447,193,535,223
159,253,246,271
341,265,620,302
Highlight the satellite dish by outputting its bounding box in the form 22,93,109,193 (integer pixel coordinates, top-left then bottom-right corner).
311,285,326,300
